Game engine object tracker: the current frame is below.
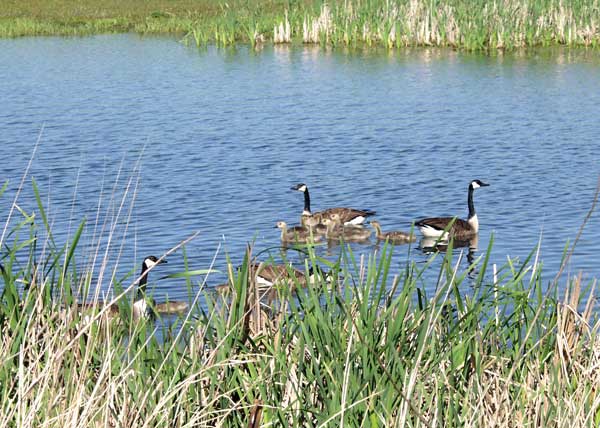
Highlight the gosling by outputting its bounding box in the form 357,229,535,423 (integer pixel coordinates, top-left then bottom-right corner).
275,221,322,244
322,215,372,242
370,221,416,244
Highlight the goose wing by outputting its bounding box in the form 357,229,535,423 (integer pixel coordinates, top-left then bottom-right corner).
415,217,454,231
415,217,470,230
415,217,472,235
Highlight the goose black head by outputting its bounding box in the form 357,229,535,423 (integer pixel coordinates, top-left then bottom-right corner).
143,255,167,270
291,183,308,192
470,179,490,190
308,265,333,284
308,265,323,276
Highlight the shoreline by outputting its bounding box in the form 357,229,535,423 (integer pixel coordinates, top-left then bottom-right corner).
2,0,599,50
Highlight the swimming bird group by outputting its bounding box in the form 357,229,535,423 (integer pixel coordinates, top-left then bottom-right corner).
79,179,489,321
279,179,490,246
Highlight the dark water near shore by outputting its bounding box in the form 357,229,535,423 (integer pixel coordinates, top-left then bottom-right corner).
1,34,599,307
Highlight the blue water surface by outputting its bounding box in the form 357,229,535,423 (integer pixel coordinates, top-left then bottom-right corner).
1,34,599,306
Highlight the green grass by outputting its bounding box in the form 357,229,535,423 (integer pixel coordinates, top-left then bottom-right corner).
1,179,600,426
1,0,599,50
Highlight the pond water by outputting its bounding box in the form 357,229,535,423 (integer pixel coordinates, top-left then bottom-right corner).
1,34,599,308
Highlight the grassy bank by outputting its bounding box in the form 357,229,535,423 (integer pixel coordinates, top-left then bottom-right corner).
1,180,600,427
1,0,599,50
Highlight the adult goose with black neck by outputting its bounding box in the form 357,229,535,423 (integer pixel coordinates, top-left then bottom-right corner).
291,183,376,226
415,179,490,240
78,255,187,320
136,256,189,316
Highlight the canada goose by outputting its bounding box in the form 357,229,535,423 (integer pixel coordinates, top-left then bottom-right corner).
322,215,372,242
371,221,416,244
415,179,490,240
291,183,376,226
132,255,164,318
78,256,186,320
275,221,322,244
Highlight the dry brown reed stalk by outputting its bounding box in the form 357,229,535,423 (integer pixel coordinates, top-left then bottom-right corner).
239,246,266,339
2,296,116,426
246,399,263,428
557,273,595,366
6,299,233,426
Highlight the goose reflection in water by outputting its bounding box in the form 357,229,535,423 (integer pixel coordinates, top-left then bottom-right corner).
419,235,480,276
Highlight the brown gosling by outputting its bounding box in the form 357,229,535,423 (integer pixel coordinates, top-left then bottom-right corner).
322,214,372,242
155,301,189,314
371,221,416,244
275,221,322,244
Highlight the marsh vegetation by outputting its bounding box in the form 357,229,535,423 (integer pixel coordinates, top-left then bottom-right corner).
2,0,599,50
1,178,599,427
2,9,600,424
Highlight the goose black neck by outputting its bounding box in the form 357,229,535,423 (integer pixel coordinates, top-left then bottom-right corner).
467,185,476,219
303,188,311,213
137,263,149,298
